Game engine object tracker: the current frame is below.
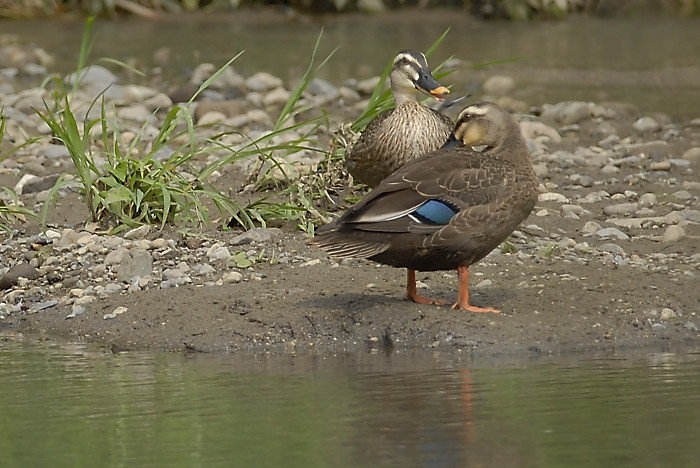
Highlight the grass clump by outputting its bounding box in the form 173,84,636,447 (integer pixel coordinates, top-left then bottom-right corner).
34,19,259,233
0,111,40,237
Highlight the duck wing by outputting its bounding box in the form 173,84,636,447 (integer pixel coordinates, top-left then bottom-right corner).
319,149,513,240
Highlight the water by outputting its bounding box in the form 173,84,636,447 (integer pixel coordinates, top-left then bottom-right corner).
2,337,700,468
2,12,700,119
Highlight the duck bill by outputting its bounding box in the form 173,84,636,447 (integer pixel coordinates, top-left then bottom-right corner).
415,71,450,101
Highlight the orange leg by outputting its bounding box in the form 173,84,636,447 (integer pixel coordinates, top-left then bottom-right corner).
405,269,449,306
452,265,500,313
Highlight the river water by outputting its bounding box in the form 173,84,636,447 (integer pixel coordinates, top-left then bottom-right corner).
2,337,700,467
2,10,700,119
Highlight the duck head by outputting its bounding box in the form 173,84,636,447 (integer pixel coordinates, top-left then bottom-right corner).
444,101,523,150
390,50,450,104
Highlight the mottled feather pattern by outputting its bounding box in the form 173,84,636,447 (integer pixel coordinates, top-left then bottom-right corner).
348,99,452,188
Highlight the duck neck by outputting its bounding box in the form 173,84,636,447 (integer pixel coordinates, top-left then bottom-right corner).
488,124,529,167
392,89,415,107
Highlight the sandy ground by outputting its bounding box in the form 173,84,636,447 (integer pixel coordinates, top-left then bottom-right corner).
7,171,699,356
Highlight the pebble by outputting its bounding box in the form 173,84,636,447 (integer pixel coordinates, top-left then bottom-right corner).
681,147,700,163
650,161,672,171
660,308,677,320
638,193,657,207
0,263,40,289
245,72,283,92
662,225,685,242
103,306,128,320
581,221,602,234
603,203,639,216
633,116,661,133
222,271,243,283
207,244,231,261
482,75,515,97
230,228,282,246
595,227,629,240
539,192,570,203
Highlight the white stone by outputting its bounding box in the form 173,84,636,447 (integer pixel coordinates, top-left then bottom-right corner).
662,225,685,243
222,271,243,283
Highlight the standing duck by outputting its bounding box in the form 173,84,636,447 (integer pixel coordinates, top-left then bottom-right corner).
347,50,453,188
310,102,538,313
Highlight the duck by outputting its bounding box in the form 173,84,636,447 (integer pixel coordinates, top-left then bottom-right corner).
346,50,453,188
310,102,538,313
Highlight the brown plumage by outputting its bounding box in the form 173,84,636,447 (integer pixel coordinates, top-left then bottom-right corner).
310,102,539,313
347,50,453,188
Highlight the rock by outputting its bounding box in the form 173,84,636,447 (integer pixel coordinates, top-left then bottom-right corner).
247,109,272,125
596,227,629,240
561,204,591,219
104,247,130,266
638,193,657,207
0,263,40,289
357,0,386,13
338,86,361,104
20,174,60,194
681,147,700,163
567,174,594,187
207,244,231,261
598,243,626,255
603,203,639,216
246,72,283,92
229,228,282,246
600,164,619,175
64,65,118,89
66,305,87,319
660,308,677,320
123,225,151,240
633,116,661,133
671,190,692,200
103,306,128,320
538,192,570,203
116,104,153,123
222,271,243,283
263,87,291,107
541,101,593,125
532,163,549,178
192,263,216,276
307,78,340,99
581,221,602,234
197,111,227,126
519,121,561,143
482,75,515,97
356,76,381,95
195,101,246,120
116,248,153,282
662,225,685,242
650,161,671,171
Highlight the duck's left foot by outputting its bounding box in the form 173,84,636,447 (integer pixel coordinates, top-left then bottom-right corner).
451,302,500,313
407,291,450,307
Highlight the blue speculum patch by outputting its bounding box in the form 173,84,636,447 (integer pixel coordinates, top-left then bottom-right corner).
412,199,458,225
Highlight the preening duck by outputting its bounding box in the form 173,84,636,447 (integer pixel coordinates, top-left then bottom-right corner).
311,102,538,313
346,49,453,188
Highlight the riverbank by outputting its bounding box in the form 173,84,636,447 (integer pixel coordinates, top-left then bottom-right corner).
1,38,699,355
